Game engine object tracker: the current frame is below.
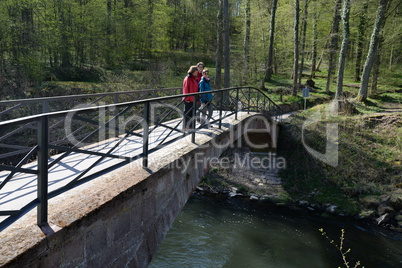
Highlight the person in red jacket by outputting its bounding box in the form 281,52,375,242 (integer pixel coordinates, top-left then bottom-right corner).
182,65,199,130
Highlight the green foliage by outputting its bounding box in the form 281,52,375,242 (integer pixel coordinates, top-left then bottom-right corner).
0,0,401,100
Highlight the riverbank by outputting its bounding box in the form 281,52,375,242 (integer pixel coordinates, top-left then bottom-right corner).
197,109,402,233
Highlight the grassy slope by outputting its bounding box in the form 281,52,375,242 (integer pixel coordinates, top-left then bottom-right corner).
267,75,402,215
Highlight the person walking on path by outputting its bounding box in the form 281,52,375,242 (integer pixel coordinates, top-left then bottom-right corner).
198,68,213,128
182,65,199,130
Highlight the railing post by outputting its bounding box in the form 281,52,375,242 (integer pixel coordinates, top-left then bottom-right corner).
235,88,239,120
219,90,223,129
143,102,150,168
247,87,251,114
37,115,49,228
191,97,196,143
42,100,49,114
114,94,119,137
256,92,259,111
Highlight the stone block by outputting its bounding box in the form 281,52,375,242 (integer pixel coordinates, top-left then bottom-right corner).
85,222,108,255
110,211,131,242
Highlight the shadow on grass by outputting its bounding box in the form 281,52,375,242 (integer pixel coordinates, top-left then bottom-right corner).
372,94,402,104
266,77,292,88
276,115,399,215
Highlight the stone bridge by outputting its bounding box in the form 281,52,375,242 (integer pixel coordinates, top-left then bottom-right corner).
0,87,283,267
0,112,279,267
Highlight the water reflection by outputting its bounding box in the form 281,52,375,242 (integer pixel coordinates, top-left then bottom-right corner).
149,195,402,268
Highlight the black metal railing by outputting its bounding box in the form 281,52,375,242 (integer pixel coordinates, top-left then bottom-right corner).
0,87,182,121
0,86,283,231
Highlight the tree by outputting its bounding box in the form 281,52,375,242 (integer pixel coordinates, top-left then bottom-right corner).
325,0,342,94
147,0,154,51
106,0,113,67
0,0,401,100
335,0,351,99
292,0,300,96
215,0,223,89
264,0,278,82
310,12,318,78
354,0,369,82
223,0,230,88
370,35,384,93
357,0,390,102
298,0,310,86
244,0,251,83
370,1,396,92
58,0,72,69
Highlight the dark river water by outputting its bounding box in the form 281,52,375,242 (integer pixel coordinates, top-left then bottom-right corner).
149,194,402,268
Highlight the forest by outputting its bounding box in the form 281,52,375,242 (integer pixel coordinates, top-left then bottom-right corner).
0,0,401,102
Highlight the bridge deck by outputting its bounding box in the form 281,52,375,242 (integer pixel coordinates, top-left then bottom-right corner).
0,110,240,224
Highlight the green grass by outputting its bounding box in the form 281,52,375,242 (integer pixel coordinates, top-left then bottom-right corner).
278,109,402,215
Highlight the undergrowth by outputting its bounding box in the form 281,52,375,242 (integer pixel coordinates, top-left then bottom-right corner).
278,107,402,215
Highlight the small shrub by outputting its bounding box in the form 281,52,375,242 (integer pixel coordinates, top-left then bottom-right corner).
319,228,364,268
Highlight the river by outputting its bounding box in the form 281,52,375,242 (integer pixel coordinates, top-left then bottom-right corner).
149,194,402,268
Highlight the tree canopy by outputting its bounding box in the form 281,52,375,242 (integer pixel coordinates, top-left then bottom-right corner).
0,0,401,99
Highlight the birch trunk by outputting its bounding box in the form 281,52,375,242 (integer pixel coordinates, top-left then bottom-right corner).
336,0,351,99
292,0,300,96
358,0,389,101
354,0,369,82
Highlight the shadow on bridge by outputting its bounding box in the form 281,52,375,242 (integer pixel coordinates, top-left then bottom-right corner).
0,86,283,232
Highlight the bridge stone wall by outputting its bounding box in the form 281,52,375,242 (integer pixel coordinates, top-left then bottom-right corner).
0,113,279,268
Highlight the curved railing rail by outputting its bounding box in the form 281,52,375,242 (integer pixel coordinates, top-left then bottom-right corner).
0,86,283,231
0,87,182,121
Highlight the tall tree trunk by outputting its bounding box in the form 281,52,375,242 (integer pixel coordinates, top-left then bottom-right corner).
358,0,390,102
310,13,318,78
315,36,330,72
147,0,154,52
298,0,309,86
59,0,71,69
244,0,251,83
106,0,113,67
223,0,230,88
354,0,369,82
21,7,34,56
325,0,342,94
292,0,300,96
264,0,278,82
75,0,86,67
336,0,351,99
215,0,223,89
371,35,384,94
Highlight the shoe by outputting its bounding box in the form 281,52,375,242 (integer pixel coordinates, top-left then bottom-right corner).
182,128,194,133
